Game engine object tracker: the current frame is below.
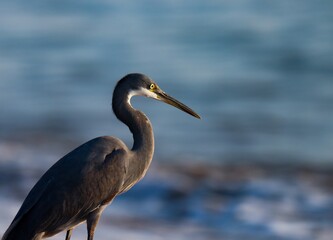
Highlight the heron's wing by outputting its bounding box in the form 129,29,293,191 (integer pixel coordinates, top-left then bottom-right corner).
34,146,128,233
4,136,129,237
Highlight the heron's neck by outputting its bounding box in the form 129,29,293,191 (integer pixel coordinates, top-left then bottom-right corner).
112,93,154,161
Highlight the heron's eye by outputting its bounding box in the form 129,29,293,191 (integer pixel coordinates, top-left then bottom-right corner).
149,84,155,90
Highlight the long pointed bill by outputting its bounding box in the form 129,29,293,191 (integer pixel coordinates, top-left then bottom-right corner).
155,90,201,119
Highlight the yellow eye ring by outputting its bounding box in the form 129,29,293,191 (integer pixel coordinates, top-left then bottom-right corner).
149,84,155,90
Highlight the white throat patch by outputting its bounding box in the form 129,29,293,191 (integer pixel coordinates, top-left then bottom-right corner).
127,87,158,106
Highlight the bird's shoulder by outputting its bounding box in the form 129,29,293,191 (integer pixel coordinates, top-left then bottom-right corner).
84,136,127,150
54,136,129,166
78,136,130,175
77,136,128,155
85,136,130,186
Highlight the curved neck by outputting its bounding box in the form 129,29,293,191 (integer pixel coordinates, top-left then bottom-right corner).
112,90,154,161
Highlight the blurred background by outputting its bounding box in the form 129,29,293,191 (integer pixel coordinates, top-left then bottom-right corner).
1,0,333,239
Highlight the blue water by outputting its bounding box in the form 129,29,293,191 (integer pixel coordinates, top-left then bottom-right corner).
0,1,333,164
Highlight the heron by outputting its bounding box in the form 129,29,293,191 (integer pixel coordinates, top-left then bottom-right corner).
2,73,200,240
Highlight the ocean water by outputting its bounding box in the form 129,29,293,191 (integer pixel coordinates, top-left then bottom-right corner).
1,1,333,239
0,0,333,163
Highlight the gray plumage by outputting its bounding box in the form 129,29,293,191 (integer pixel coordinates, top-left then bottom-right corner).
2,73,200,240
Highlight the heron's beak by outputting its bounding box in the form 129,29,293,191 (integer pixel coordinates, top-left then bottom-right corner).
154,89,201,119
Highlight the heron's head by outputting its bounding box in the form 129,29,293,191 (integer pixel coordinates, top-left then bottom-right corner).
118,73,201,119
